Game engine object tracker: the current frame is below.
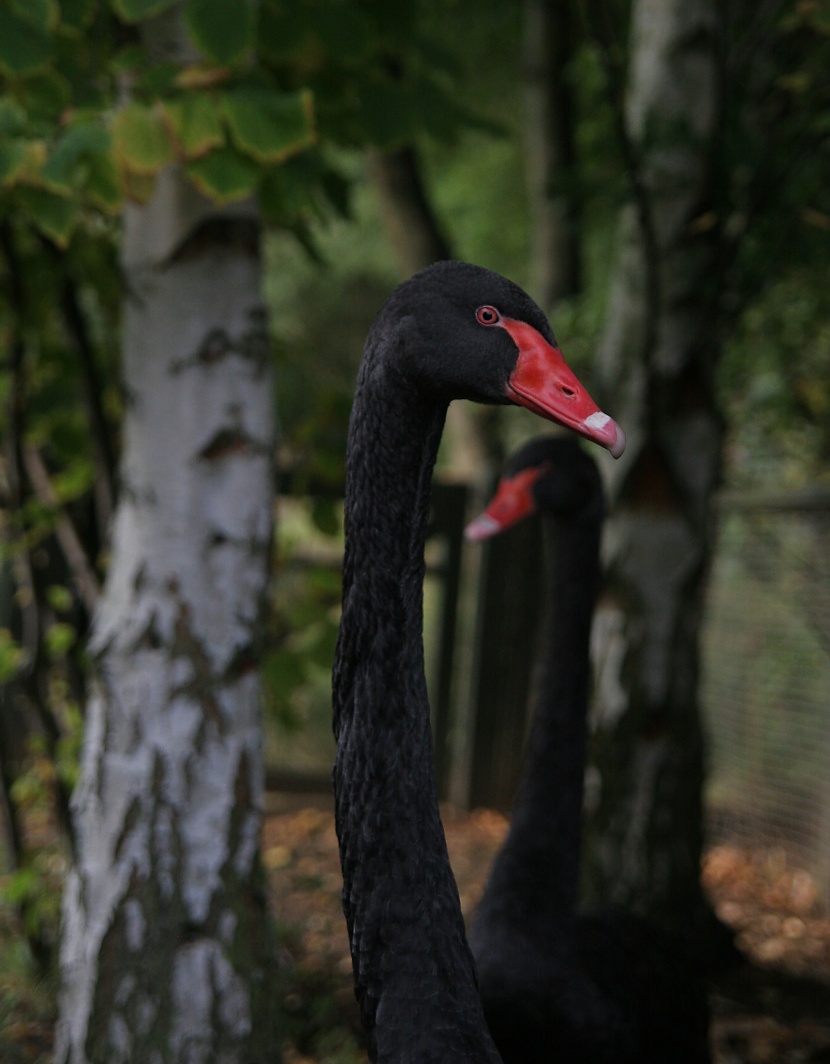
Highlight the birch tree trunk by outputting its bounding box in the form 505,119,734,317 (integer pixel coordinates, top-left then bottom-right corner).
55,160,278,1062
584,0,725,942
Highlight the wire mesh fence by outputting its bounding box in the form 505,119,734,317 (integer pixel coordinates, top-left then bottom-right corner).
702,490,830,906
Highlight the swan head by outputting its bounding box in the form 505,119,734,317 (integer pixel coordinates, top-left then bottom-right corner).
366,261,625,459
465,435,605,541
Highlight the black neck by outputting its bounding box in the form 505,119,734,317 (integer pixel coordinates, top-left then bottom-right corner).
478,501,602,932
333,363,501,1064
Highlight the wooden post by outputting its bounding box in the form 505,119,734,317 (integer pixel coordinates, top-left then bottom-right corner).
466,515,545,810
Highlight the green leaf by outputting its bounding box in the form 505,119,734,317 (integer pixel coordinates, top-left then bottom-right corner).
0,628,24,684
312,2,373,65
110,0,177,21
15,69,72,123
307,619,338,670
9,0,57,32
46,621,77,659
258,169,289,225
0,98,26,136
112,102,174,175
0,8,51,75
85,151,122,212
47,584,74,612
371,1,417,43
135,58,179,99
412,73,472,144
53,456,95,500
41,122,111,191
1,867,38,906
356,76,416,149
308,566,342,597
415,33,461,82
160,93,224,158
257,1,312,65
16,185,76,245
222,87,314,164
185,143,258,203
111,43,147,75
310,496,339,536
185,0,254,66
59,0,96,33
263,647,306,696
0,139,30,185
258,154,323,225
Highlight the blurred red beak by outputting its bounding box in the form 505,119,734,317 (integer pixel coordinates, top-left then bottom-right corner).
464,465,547,542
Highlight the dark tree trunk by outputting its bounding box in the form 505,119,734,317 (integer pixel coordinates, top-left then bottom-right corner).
366,146,452,275
522,0,582,307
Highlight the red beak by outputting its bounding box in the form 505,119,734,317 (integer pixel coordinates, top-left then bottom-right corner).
464,465,547,542
502,318,625,459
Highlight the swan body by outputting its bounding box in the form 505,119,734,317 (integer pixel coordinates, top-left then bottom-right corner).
332,263,624,1063
466,436,711,1064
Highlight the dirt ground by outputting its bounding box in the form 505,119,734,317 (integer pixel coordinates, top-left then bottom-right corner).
4,801,830,1062
264,802,830,1064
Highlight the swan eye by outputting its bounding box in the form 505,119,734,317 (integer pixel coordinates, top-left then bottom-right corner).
476,305,501,326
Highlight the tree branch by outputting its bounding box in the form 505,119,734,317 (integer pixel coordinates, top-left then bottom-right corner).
0,218,77,946
22,447,101,614
42,240,118,534
0,220,42,665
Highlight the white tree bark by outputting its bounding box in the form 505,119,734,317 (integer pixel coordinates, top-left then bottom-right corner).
56,165,277,1063
584,0,724,939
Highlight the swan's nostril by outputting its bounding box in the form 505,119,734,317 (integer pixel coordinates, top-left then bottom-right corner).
561,386,576,399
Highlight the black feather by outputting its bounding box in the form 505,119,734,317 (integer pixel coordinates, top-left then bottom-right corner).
333,262,558,1064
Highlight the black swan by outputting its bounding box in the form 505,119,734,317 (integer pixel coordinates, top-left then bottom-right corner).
331,261,625,1064
465,435,711,1064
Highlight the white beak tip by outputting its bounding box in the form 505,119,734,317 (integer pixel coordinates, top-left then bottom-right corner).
464,513,502,542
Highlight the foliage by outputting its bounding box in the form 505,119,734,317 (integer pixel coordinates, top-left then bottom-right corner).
0,0,487,246
0,908,55,1064
721,270,830,486
1,0,486,979
0,626,24,682
0,613,82,969
262,499,343,771
715,0,830,485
